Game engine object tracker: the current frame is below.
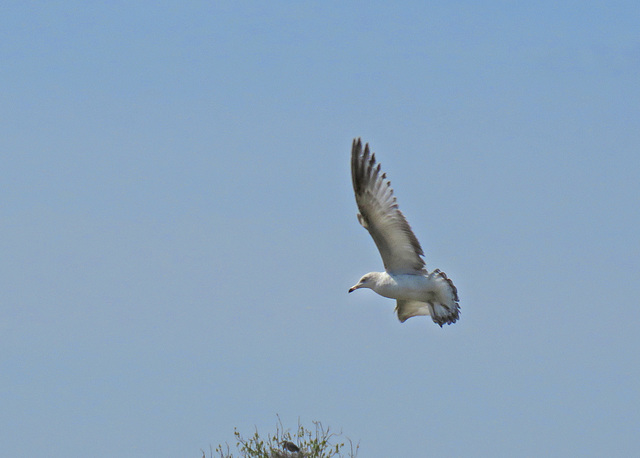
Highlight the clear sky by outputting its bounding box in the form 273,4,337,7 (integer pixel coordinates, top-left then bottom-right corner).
2,2,639,457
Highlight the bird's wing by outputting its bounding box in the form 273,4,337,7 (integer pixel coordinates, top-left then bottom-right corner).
396,300,431,323
351,138,425,274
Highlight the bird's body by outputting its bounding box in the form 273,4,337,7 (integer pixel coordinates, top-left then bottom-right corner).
357,272,440,301
282,441,300,453
349,138,460,327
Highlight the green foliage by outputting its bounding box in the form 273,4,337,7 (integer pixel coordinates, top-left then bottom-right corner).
208,417,359,458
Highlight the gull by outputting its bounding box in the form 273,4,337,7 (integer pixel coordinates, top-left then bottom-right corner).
348,138,460,327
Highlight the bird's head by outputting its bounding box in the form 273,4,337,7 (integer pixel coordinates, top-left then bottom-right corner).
349,273,376,293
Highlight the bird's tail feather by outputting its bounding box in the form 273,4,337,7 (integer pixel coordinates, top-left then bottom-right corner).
427,269,460,327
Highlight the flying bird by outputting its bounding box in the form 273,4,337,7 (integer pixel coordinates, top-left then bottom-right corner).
349,138,460,327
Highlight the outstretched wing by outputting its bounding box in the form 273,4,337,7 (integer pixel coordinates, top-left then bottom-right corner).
351,138,425,274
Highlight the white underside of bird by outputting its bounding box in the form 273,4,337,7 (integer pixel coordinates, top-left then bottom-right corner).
349,138,460,327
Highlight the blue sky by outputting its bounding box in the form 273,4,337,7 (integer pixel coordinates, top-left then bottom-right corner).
2,2,639,457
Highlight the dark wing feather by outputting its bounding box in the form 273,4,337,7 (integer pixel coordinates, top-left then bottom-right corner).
351,138,425,274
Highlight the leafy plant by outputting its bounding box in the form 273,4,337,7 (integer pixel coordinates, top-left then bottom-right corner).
207,417,359,458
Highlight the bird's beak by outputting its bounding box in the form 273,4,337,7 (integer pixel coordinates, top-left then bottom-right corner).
348,283,360,293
